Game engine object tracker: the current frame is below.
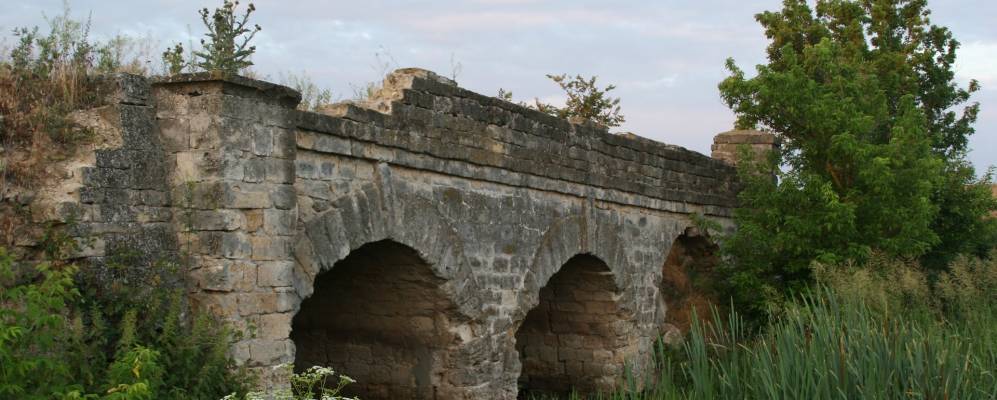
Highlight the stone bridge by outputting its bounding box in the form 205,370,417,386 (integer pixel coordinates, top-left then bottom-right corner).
31,69,776,399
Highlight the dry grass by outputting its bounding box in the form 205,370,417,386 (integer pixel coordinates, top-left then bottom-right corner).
0,8,157,193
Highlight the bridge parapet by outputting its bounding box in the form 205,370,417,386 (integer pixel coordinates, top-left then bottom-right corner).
296,68,738,217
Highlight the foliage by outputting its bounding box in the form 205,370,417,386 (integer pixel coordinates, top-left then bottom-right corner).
717,0,997,317
496,74,625,128
191,1,261,75
0,249,79,397
532,74,625,127
224,365,358,400
161,42,187,75
0,4,161,194
0,241,250,399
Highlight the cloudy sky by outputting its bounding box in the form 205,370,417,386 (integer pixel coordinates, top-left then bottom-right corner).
3,0,995,170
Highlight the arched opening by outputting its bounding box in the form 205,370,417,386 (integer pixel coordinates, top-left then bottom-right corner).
660,228,721,334
291,240,459,399
515,254,632,397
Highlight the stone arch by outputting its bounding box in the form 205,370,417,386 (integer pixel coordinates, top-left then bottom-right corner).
289,184,483,399
291,183,482,319
517,214,633,319
291,239,465,399
659,226,721,336
514,253,636,396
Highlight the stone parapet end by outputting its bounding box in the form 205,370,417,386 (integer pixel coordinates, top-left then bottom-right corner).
153,72,302,109
711,129,781,166
712,129,780,145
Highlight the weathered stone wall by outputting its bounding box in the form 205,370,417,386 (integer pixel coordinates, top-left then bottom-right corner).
13,69,775,399
3,73,178,276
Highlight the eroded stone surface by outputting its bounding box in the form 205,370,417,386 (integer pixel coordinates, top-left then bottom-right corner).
14,69,780,400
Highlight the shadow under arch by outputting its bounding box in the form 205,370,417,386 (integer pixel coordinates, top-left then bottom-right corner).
291,239,464,399
514,253,636,397
659,226,721,335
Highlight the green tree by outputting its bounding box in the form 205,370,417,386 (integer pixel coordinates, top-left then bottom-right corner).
718,0,996,317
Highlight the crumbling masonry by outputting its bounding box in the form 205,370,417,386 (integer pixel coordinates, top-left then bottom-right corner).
15,69,777,399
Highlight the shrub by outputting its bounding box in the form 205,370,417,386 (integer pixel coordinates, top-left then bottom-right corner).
0,245,251,399
0,249,79,398
499,74,626,128
534,74,625,128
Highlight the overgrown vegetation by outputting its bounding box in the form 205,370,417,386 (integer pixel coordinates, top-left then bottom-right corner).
0,235,250,399
0,6,140,191
717,0,997,319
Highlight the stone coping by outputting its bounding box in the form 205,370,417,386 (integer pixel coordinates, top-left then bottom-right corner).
153,72,302,108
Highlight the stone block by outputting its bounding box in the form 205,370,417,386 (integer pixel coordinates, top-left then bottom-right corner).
192,260,256,292
158,117,190,152
251,235,291,261
247,339,294,367
103,73,150,105
269,185,296,209
221,232,253,259
244,209,264,232
256,312,293,339
243,158,266,183
225,183,274,209
263,209,296,235
191,209,246,231
264,158,294,184
189,113,221,149
257,260,295,287
272,128,296,159
253,126,275,156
